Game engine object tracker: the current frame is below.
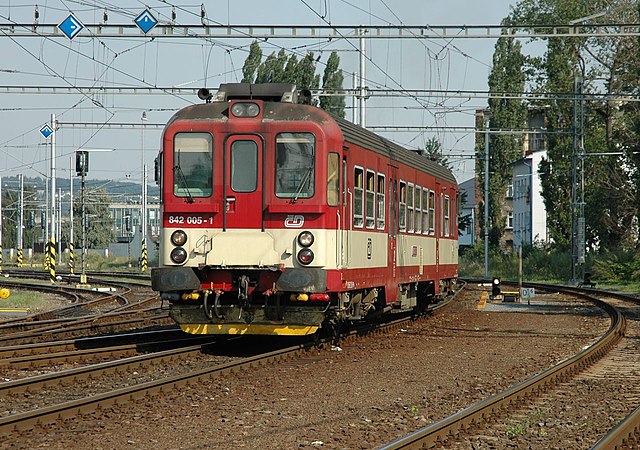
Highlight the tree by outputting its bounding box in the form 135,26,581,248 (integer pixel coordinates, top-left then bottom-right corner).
241,41,262,83
480,18,527,247
1,182,41,250
72,188,114,249
241,45,341,114
319,51,346,117
422,136,450,169
511,0,640,250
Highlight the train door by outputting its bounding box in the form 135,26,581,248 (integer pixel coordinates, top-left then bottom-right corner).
435,181,441,276
224,135,263,230
388,165,399,296
341,155,349,267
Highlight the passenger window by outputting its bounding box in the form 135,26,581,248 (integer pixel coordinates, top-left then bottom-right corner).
407,183,414,233
275,133,315,198
231,140,258,192
327,153,340,206
376,174,385,230
444,195,450,237
422,189,429,235
365,170,375,228
415,186,422,234
354,167,364,228
173,133,213,198
428,190,435,234
399,181,407,232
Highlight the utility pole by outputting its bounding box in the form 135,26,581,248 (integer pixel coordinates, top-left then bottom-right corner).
359,27,367,128
483,112,490,278
69,156,75,274
571,76,585,284
49,113,57,283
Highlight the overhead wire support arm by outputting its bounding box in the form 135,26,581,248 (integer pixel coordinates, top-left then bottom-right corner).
0,23,639,39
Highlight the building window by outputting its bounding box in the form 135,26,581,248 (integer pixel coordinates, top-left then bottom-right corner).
507,211,514,230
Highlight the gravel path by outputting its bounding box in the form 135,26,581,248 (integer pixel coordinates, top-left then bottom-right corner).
6,287,608,450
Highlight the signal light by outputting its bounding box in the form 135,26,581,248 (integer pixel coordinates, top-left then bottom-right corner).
231,102,260,118
171,230,188,246
297,231,314,247
170,247,187,264
491,278,501,297
297,248,314,265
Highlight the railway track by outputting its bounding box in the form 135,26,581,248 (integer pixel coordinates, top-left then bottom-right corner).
0,276,168,345
0,285,459,436
382,282,639,449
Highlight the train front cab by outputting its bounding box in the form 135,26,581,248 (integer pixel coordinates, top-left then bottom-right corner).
152,94,345,336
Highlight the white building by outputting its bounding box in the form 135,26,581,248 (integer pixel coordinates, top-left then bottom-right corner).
512,149,548,248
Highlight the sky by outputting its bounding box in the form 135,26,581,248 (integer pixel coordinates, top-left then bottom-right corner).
0,0,520,190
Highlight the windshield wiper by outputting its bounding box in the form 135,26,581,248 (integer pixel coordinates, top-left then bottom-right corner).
173,164,194,204
292,166,313,203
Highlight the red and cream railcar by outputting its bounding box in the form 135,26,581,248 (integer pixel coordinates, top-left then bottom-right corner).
151,83,458,336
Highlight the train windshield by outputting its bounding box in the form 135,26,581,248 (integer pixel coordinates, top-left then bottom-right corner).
275,133,315,199
173,133,213,198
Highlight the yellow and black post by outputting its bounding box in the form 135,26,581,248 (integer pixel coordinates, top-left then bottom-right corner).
17,248,23,268
68,242,75,274
140,239,148,273
44,241,49,270
49,237,56,284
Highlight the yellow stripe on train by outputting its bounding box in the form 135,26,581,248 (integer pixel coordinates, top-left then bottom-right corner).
180,323,319,336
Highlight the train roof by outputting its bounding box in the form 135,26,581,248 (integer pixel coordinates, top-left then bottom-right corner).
167,100,457,186
331,115,456,185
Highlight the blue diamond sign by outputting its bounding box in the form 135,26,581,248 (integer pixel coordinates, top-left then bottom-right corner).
134,9,158,34
40,124,53,139
58,14,84,40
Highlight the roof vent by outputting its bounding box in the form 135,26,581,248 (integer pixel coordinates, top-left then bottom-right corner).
213,83,299,103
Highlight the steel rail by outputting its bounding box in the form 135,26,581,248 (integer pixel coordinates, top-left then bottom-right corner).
592,404,640,449
0,285,463,434
1,335,214,369
380,284,625,449
0,329,185,359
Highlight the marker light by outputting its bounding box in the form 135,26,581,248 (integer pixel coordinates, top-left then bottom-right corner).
297,231,314,247
171,230,188,246
170,247,188,264
297,248,314,265
231,102,260,118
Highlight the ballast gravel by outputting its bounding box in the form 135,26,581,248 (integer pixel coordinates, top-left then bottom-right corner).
9,287,609,450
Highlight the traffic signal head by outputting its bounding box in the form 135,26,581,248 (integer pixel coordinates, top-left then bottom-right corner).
491,277,501,296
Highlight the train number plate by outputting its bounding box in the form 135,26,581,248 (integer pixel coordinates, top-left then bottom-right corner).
164,214,214,227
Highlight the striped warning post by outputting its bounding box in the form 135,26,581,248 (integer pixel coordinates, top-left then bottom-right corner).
44,241,50,270
69,242,75,274
49,238,56,284
17,249,23,268
140,239,148,273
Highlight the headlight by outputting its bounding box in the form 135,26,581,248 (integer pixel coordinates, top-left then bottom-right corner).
297,231,314,247
297,248,314,265
170,247,188,264
231,102,260,118
171,230,187,246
